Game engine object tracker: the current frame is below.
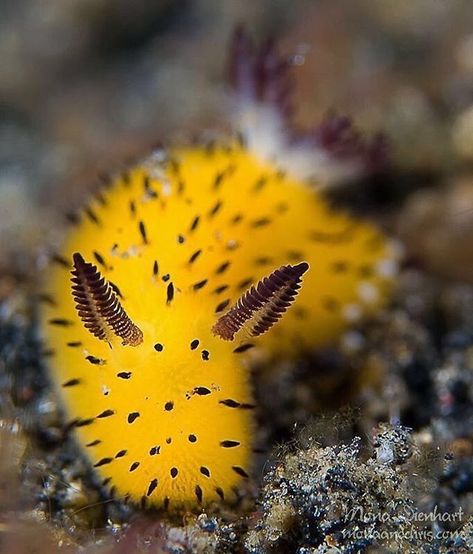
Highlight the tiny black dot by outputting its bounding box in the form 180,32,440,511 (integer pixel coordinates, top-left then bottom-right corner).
201,350,210,361
166,437,172,444
190,339,200,350
170,467,178,478
188,434,197,443
115,449,127,458
154,343,164,352
177,234,185,244
164,401,174,411
149,446,160,456
162,273,170,282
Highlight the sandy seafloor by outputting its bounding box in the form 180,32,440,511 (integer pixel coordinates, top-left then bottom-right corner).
3,1,473,552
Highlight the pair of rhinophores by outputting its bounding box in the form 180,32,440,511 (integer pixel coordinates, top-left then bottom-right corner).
40,30,400,510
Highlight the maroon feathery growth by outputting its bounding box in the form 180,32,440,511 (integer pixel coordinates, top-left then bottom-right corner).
71,253,143,346
228,27,388,174
212,262,309,341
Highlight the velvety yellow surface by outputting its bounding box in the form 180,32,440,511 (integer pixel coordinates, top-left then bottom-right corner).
41,143,398,508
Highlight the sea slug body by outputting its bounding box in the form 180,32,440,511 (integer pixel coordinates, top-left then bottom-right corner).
39,31,400,510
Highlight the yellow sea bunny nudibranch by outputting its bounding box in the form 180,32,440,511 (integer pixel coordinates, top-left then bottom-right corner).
40,31,400,510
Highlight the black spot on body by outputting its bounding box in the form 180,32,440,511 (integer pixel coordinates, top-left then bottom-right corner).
115,449,127,458
52,254,70,268
232,466,249,478
97,409,115,418
200,466,210,477
194,386,211,395
251,217,271,228
233,343,255,353
216,487,225,500
147,478,158,496
164,401,174,411
85,207,101,226
189,215,200,232
193,279,208,290
214,285,229,294
94,457,113,467
37,293,56,306
62,378,81,387
139,220,148,244
170,467,178,478
237,277,253,290
216,261,231,275
66,341,82,347
93,251,107,268
322,297,339,311
128,412,140,424
49,318,74,327
154,343,164,352
221,440,240,448
86,440,101,447
232,466,248,478
189,249,202,264
195,485,203,503
86,355,105,365
153,260,159,276
208,200,223,218
331,260,349,273
252,176,267,192
117,371,132,379
149,446,160,456
129,200,136,217
130,462,140,472
219,399,240,408
215,299,230,313
166,283,174,304
188,434,197,443
190,339,200,350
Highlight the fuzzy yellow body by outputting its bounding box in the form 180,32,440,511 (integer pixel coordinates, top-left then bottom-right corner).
41,143,398,508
